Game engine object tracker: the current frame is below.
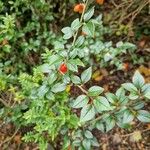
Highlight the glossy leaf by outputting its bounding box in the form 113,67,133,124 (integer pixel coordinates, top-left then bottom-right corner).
132,70,145,88
81,67,92,84
94,96,112,112
72,95,89,108
80,105,95,122
137,110,150,122
84,7,94,21
88,86,104,96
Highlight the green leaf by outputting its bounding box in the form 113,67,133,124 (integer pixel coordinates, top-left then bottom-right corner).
46,92,55,100
137,110,150,122
128,93,139,100
96,121,105,132
94,96,112,112
61,27,72,34
105,93,117,104
73,139,81,146
72,95,89,108
116,87,125,99
75,36,85,47
84,130,93,139
122,83,138,92
133,101,144,110
91,137,99,147
47,73,57,85
122,110,134,124
84,7,94,21
37,85,49,98
67,63,78,72
132,71,145,88
82,21,95,37
61,27,73,39
88,86,104,96
115,87,128,104
105,116,115,132
62,136,71,149
39,64,51,73
48,55,62,66
82,139,91,150
81,67,92,84
80,105,95,122
142,83,150,99
71,75,81,84
71,18,81,31
69,58,85,67
51,83,66,93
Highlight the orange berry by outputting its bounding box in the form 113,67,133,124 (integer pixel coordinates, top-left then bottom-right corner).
123,63,129,71
96,0,104,5
74,3,85,14
59,63,68,74
74,4,80,12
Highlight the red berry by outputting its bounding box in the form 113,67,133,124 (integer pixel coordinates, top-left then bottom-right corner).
74,3,85,14
123,62,129,71
59,63,68,74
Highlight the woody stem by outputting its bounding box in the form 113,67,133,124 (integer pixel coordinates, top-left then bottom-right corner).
72,0,89,46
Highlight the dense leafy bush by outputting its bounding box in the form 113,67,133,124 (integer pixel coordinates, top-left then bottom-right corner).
0,0,150,150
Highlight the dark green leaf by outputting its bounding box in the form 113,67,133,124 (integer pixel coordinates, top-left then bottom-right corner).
82,139,91,150
123,110,134,124
84,130,93,139
75,36,85,47
80,105,95,122
142,83,150,99
94,96,112,112
122,83,138,92
81,67,92,84
82,21,95,37
72,95,89,108
88,86,104,96
71,18,81,31
132,71,145,88
84,7,94,21
137,110,150,122
51,83,66,93
71,75,81,84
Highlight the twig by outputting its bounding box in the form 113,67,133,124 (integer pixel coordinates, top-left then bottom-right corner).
121,128,150,137
0,98,9,107
77,85,88,95
72,0,89,47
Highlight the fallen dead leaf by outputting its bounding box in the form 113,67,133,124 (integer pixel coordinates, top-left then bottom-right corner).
129,130,142,142
92,69,108,82
113,133,122,144
14,134,21,144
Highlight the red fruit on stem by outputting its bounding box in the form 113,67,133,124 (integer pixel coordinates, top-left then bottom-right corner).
59,63,68,74
74,3,85,14
123,62,129,71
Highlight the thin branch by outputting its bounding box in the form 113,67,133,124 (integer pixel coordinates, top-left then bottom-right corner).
77,85,88,95
121,128,150,137
0,98,10,107
72,0,89,47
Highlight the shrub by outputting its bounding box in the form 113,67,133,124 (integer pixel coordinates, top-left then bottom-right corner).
0,0,150,150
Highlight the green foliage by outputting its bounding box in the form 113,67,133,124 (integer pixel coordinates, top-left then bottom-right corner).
0,1,149,150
